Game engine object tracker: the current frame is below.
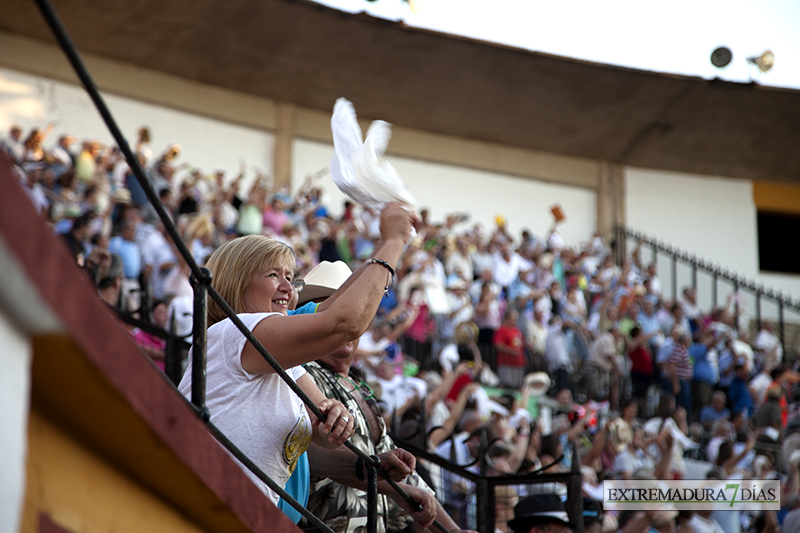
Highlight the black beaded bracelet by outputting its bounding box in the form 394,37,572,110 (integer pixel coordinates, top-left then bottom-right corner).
365,257,396,277
366,258,395,295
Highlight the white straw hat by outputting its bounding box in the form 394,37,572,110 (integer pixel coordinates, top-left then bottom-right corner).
297,261,352,305
523,372,551,397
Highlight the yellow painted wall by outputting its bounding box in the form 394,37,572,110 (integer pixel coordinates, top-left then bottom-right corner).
753,181,800,215
21,410,205,533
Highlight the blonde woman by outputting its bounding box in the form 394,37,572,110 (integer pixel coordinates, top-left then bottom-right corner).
178,202,418,507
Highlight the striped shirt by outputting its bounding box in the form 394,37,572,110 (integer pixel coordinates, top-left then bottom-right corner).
669,343,693,380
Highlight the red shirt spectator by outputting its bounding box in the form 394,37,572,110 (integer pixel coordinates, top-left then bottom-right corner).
493,311,525,368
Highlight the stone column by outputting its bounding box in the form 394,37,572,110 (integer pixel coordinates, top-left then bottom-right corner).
596,161,625,241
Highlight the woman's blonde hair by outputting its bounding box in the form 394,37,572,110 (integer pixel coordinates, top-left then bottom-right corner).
204,235,295,325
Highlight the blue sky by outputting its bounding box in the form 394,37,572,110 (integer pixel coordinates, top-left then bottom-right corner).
314,0,800,90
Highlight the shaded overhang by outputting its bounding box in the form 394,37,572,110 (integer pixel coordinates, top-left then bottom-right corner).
3,0,800,183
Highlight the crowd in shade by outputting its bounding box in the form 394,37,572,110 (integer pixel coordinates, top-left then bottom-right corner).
5,122,800,533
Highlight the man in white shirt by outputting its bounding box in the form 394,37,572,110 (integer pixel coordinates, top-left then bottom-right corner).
681,287,702,324
441,278,474,342
755,322,783,372
492,243,530,291
49,135,74,167
140,221,177,299
0,125,24,163
645,263,662,297
589,326,624,409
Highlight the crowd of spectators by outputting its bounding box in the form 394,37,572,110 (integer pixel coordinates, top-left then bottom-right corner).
6,122,800,533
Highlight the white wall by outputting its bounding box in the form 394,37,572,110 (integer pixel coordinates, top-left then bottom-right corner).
0,310,31,533
293,138,597,245
626,167,800,310
0,67,274,182
626,167,758,275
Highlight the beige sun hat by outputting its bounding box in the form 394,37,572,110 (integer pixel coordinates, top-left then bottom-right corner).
297,261,352,305
607,418,634,453
523,372,551,397
112,187,132,205
454,321,479,345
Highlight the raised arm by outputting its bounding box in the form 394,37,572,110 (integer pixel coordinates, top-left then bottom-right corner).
242,203,417,374
425,362,471,414
428,382,480,449
723,430,757,476
581,422,609,467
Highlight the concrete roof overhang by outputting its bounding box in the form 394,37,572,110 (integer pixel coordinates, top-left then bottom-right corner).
4,0,800,183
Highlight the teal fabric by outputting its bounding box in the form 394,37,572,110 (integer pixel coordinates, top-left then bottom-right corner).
278,453,310,523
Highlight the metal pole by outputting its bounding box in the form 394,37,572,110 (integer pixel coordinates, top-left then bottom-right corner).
692,262,698,291
567,442,584,533
712,271,718,309
191,268,211,420
756,293,762,330
671,253,677,300
620,228,628,264
779,299,786,357
733,279,740,334
476,478,492,533
367,456,380,533
476,431,492,533
164,335,180,386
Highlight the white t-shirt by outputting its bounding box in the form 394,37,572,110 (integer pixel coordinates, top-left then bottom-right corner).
755,330,783,368
492,251,530,288
435,432,474,466
376,375,427,413
590,332,621,372
749,372,772,405
178,312,311,505
712,473,743,533
439,343,460,373
613,448,653,477
140,230,176,299
688,514,725,533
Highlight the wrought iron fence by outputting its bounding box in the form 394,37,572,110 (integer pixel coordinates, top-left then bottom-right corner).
112,308,191,386
614,226,800,360
389,430,585,533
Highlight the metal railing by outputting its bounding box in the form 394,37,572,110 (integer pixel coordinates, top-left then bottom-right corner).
614,226,800,358
31,1,442,532
390,428,584,533
112,308,190,386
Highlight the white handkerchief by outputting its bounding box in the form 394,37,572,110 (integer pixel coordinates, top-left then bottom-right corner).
330,98,418,211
